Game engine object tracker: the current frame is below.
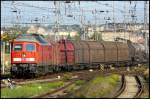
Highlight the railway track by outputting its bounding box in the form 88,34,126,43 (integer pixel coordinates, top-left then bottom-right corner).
29,70,103,98
1,69,99,88
1,66,145,89
113,75,126,98
116,75,144,98
134,76,144,98
1,67,145,98
37,73,144,98
31,81,75,98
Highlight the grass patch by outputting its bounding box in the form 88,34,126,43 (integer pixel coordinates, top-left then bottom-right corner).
62,73,72,81
62,80,86,98
69,74,119,98
66,80,85,92
143,69,149,82
1,81,64,98
75,80,85,86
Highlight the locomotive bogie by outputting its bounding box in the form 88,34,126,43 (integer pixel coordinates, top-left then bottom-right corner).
10,64,37,77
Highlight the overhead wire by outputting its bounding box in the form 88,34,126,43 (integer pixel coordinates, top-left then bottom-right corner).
1,1,148,27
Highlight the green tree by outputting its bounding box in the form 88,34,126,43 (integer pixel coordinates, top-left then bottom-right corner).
91,31,102,41
67,33,72,40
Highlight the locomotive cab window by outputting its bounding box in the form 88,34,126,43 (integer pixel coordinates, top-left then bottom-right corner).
14,44,22,51
26,44,35,51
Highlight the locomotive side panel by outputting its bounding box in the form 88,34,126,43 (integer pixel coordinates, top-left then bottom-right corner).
48,46,52,65
51,43,55,65
42,45,52,66
36,43,42,66
39,45,44,66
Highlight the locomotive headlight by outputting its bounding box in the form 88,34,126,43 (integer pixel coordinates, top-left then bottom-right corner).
29,58,35,61
26,58,35,61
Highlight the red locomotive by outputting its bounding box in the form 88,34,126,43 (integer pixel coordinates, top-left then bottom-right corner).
11,34,52,77
10,33,148,77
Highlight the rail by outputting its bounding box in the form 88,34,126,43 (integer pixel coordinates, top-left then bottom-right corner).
113,75,126,98
134,76,144,98
116,75,144,98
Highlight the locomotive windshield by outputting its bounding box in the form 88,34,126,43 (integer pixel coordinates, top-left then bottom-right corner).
26,44,35,51
14,44,22,51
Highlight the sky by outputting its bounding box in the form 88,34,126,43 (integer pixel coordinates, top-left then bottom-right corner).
1,1,149,27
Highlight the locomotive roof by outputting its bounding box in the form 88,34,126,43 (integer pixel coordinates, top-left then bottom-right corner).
14,33,49,45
